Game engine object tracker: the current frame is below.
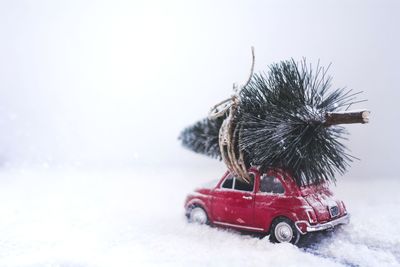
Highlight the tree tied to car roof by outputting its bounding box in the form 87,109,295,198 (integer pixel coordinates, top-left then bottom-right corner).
179,48,370,186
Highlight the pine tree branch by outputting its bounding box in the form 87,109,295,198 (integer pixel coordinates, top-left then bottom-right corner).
325,110,370,126
180,58,370,186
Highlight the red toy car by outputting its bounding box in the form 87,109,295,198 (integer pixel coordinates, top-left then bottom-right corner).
184,168,349,244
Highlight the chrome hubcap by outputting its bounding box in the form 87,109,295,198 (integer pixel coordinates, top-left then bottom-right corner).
274,222,293,243
190,207,207,224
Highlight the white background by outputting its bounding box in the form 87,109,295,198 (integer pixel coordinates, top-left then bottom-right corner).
0,1,399,266
0,0,399,178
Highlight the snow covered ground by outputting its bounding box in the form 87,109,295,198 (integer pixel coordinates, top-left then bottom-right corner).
0,167,399,267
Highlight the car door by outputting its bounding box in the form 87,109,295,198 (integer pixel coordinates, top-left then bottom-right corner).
211,173,234,222
253,172,286,230
212,172,256,228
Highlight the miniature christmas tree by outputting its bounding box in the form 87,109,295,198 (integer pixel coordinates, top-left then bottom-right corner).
179,48,369,186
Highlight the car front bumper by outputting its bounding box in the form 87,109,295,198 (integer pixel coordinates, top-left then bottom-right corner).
295,214,350,234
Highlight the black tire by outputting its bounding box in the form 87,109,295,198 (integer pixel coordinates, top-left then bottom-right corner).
187,205,209,225
269,217,300,245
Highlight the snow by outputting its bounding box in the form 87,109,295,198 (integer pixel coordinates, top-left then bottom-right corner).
0,167,399,267
327,109,370,114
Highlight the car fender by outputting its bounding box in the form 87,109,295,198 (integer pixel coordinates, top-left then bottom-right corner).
265,210,300,232
185,197,212,220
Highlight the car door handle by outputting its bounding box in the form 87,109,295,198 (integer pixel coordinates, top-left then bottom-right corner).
242,196,252,200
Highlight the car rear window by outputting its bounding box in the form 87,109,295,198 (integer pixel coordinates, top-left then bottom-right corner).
260,175,285,194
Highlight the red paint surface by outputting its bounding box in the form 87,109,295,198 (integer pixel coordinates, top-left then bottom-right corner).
185,168,348,234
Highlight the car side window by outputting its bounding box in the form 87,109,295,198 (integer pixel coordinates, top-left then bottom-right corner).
260,174,285,194
221,174,234,189
233,173,255,192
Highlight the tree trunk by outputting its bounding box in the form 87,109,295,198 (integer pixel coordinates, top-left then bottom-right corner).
324,110,370,126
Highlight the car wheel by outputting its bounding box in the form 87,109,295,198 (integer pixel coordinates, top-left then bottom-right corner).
269,217,300,245
188,206,208,225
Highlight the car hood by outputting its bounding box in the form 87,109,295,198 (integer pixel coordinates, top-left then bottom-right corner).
200,179,219,189
189,180,218,196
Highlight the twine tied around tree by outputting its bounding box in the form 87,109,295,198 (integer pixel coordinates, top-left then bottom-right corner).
208,47,255,183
